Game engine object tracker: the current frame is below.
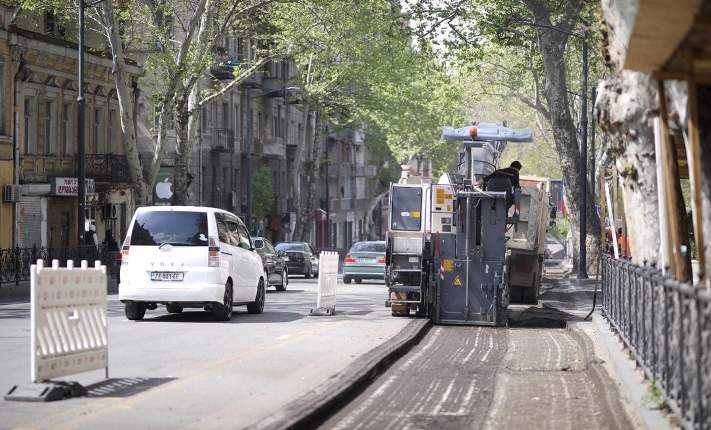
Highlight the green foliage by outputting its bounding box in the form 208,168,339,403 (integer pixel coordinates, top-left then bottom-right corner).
270,0,465,166
252,165,274,220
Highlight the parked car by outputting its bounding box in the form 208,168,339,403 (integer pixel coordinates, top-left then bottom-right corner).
253,237,288,291
275,242,319,278
343,241,386,284
119,206,266,321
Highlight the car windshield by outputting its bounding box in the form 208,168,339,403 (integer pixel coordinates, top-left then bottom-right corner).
350,242,386,253
391,186,423,231
130,211,208,246
276,243,305,252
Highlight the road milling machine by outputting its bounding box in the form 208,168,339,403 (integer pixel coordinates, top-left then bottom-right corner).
385,123,551,326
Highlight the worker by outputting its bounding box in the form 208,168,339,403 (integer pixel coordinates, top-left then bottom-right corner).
483,160,522,209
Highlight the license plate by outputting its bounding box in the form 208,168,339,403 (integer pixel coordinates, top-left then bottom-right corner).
409,257,419,263
360,257,376,262
151,272,184,281
283,256,289,261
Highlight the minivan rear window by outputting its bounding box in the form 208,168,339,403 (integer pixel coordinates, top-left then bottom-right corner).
130,211,208,246
276,243,305,252
350,242,386,253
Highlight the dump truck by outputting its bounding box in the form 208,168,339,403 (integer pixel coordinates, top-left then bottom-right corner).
507,175,551,303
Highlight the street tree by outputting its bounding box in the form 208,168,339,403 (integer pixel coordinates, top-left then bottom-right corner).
15,0,275,206
405,0,602,269
270,0,464,241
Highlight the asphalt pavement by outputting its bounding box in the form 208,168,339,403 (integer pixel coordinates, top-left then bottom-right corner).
319,265,638,430
0,276,410,430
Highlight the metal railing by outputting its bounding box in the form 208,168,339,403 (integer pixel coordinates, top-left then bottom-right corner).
85,154,130,183
602,254,710,430
0,245,120,285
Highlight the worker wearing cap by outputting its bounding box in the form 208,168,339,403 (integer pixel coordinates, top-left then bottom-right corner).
483,161,522,210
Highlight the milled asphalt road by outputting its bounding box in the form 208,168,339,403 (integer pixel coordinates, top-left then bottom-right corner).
0,277,410,430
321,266,637,430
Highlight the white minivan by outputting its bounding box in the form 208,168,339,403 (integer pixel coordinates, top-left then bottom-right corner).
119,206,266,321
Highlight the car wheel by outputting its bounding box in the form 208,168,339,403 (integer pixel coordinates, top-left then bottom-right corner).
166,303,183,314
212,281,233,321
354,278,362,284
247,279,265,314
125,301,146,321
304,264,312,279
276,269,287,291
343,276,352,284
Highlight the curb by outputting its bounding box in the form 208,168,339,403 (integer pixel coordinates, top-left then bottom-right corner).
0,280,119,302
249,318,432,430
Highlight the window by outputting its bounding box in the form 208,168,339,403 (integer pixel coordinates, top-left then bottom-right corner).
222,102,229,128
255,111,261,140
201,107,207,130
349,241,386,253
63,103,73,155
45,101,55,154
94,107,103,153
277,105,282,138
235,221,252,250
0,57,4,135
390,186,423,231
129,211,208,246
24,97,34,154
108,109,115,154
214,213,231,245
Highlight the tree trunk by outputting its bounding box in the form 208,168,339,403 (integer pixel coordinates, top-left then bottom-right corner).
101,1,149,206
523,1,601,272
596,71,661,265
291,105,309,241
172,95,191,205
696,84,711,281
299,112,324,242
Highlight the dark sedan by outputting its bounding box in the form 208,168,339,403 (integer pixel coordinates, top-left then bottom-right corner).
275,242,319,278
253,237,288,291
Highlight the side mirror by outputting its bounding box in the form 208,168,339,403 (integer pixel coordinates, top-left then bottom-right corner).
277,250,286,256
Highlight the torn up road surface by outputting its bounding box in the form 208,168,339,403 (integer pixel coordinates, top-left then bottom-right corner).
322,324,634,430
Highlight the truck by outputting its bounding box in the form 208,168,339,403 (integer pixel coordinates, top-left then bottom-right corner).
507,175,551,303
385,123,549,325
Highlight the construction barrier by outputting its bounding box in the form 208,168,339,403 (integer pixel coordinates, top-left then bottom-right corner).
310,251,339,316
31,259,108,382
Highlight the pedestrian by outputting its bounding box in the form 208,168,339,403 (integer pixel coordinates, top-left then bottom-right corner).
83,223,98,249
483,160,522,209
103,229,118,252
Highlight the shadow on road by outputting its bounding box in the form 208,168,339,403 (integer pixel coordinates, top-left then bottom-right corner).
138,309,306,324
87,377,176,398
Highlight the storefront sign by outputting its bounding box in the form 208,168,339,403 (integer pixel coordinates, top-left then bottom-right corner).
153,168,174,206
51,178,96,196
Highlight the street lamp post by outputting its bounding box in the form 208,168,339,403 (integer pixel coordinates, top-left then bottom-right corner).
578,30,589,279
77,0,86,242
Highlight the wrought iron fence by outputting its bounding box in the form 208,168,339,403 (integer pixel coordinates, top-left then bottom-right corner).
602,254,710,430
0,245,120,285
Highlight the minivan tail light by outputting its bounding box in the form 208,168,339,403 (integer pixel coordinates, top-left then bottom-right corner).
377,256,385,264
208,237,220,267
344,255,355,264
121,236,131,265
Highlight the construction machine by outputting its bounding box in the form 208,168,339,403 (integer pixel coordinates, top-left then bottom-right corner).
384,123,551,326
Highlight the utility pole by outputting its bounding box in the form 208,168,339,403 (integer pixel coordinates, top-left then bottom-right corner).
245,88,253,232
577,30,589,280
77,0,86,242
590,85,596,218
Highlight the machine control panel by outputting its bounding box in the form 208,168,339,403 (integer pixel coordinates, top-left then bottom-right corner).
431,184,456,234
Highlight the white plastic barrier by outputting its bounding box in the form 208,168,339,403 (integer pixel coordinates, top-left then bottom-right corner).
311,251,339,315
31,259,108,382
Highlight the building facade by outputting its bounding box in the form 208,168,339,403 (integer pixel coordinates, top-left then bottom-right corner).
0,9,141,249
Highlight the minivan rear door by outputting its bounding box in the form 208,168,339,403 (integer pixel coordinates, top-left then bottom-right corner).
126,210,210,286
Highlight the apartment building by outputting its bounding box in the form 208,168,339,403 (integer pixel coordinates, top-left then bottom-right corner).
0,9,142,249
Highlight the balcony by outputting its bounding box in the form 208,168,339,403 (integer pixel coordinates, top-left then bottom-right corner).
262,77,284,96
263,137,286,158
210,57,263,87
205,128,234,152
85,154,130,183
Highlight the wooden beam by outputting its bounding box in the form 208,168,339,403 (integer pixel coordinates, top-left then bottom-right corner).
658,80,689,281
686,78,707,285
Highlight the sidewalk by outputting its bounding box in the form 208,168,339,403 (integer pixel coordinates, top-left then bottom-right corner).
538,262,673,430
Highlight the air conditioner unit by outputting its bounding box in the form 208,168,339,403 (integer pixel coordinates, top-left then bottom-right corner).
3,185,21,203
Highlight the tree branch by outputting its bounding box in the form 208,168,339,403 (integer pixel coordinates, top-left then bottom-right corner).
197,55,272,108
